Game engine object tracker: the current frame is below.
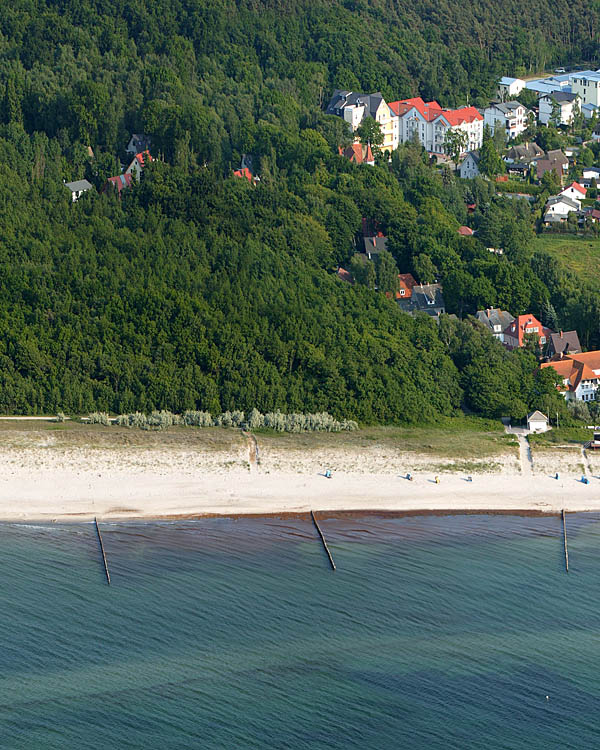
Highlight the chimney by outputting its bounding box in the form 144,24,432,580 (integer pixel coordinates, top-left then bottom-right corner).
560,330,563,338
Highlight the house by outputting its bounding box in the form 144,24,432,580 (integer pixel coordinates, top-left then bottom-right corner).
363,235,388,259
582,102,600,120
570,71,600,107
504,142,544,165
583,206,600,223
102,172,134,196
336,267,353,283
543,194,580,223
126,134,151,155
592,124,600,143
497,77,525,100
482,101,530,141
65,179,93,202
475,308,515,343
527,411,550,433
325,91,398,152
397,282,445,318
233,166,255,183
546,330,581,358
125,150,153,181
541,351,600,402
538,92,580,126
395,273,418,300
388,97,483,155
525,75,571,97
503,314,551,350
580,167,600,187
536,150,569,182
460,150,480,179
560,181,587,201
338,143,375,165
458,225,474,236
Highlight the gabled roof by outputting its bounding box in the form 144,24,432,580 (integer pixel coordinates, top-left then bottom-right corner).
388,98,482,125
65,179,93,192
233,167,254,182
541,91,577,103
336,267,353,283
339,143,374,165
103,173,134,194
458,225,474,236
499,77,523,85
541,352,600,392
561,181,586,196
476,308,515,332
463,149,480,164
546,195,580,210
504,314,548,347
396,273,418,299
527,410,548,422
505,142,544,162
548,330,581,356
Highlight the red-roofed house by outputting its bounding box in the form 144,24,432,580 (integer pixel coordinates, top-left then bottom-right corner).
396,273,418,300
336,267,353,283
541,351,600,402
503,314,552,350
458,226,474,236
560,182,587,201
233,167,254,183
102,172,134,196
338,143,375,165
388,98,483,154
125,150,153,181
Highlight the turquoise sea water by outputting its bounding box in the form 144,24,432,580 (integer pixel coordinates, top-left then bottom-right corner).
2,513,600,748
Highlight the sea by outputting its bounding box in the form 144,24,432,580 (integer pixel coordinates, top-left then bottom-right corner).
1,512,600,749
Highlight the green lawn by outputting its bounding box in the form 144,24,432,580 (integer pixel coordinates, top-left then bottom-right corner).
528,426,592,446
530,235,600,284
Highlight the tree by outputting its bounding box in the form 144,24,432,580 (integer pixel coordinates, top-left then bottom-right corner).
375,250,399,295
549,97,561,128
443,128,468,167
478,127,504,177
356,117,383,151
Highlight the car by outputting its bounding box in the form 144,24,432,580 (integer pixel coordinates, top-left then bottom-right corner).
554,68,566,74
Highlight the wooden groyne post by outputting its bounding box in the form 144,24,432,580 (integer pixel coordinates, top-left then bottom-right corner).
562,509,569,573
311,510,336,571
94,517,111,585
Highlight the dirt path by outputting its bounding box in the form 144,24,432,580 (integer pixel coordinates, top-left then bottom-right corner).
582,447,593,477
517,434,534,475
241,430,260,471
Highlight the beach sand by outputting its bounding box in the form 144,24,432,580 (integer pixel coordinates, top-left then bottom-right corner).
0,426,597,521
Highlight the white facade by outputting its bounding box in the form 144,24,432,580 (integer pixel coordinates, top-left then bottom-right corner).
397,107,483,155
497,77,525,100
538,94,580,125
527,412,550,433
571,72,600,107
560,183,586,201
340,99,398,152
544,196,581,219
460,152,480,179
483,102,529,141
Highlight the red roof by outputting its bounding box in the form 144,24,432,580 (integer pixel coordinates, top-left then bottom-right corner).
541,352,600,391
503,314,547,348
338,143,374,165
233,167,253,182
396,273,417,299
337,267,353,283
134,150,153,167
103,173,134,195
562,181,586,196
388,98,482,125
458,226,474,236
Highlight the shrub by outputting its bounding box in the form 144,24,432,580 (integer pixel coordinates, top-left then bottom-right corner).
87,412,110,425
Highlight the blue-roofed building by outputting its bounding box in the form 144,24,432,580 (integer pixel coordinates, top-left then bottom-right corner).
497,77,525,101
525,77,571,97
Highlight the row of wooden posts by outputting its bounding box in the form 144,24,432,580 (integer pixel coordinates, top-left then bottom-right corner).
93,509,574,584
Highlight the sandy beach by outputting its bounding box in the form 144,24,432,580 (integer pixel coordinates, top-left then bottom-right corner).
0,424,598,521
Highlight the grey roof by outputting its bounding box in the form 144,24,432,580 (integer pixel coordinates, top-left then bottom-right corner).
549,330,581,356
499,77,522,85
363,236,388,255
65,179,93,192
527,410,548,422
545,195,580,209
546,149,568,163
489,100,524,114
399,283,445,315
325,90,386,119
476,308,515,332
541,91,577,103
465,149,480,164
505,142,544,162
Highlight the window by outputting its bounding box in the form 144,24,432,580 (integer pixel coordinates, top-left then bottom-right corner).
399,289,405,296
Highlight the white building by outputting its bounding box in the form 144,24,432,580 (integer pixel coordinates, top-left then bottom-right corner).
527,411,550,433
538,92,580,126
570,71,600,107
541,352,600,403
497,77,525,100
388,97,483,155
64,179,93,202
325,90,399,153
560,181,586,202
460,150,480,179
483,101,530,141
544,194,581,222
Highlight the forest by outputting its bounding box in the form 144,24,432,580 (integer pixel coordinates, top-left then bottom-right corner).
0,0,596,422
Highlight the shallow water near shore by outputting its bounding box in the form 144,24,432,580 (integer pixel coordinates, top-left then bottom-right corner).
2,513,600,748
